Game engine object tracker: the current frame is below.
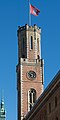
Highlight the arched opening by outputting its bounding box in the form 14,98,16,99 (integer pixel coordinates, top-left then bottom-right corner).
30,36,33,49
37,38,39,52
22,38,25,50
28,88,36,111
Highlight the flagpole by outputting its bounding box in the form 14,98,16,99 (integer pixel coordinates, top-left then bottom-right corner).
28,0,31,26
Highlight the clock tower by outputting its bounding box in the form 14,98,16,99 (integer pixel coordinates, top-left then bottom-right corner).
16,24,44,120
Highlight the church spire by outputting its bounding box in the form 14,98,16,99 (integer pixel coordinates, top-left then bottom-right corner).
0,93,6,120
1,96,4,110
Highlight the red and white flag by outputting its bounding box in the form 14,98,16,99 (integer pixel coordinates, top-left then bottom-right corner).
30,4,40,16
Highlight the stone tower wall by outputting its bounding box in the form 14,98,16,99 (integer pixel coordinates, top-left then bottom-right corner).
16,24,44,120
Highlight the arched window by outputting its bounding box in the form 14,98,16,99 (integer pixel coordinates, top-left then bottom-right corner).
37,38,39,52
30,36,33,49
22,38,25,50
28,88,36,111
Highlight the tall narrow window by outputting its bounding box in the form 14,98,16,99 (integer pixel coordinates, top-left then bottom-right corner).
30,36,33,49
22,38,25,50
28,88,36,111
55,96,57,108
37,38,39,52
49,103,51,113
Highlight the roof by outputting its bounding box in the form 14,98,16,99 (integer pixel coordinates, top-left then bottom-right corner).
24,70,60,120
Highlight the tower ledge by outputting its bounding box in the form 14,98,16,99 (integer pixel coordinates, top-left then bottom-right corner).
18,24,41,34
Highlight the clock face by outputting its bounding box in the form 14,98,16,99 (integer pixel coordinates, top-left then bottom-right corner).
27,71,36,80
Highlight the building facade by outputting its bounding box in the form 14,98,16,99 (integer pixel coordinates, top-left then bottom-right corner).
24,70,60,120
0,97,6,120
16,24,44,120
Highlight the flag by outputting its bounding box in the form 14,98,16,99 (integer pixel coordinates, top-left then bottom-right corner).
30,4,40,16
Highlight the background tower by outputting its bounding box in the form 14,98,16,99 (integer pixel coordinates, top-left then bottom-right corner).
0,97,6,120
16,24,44,120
